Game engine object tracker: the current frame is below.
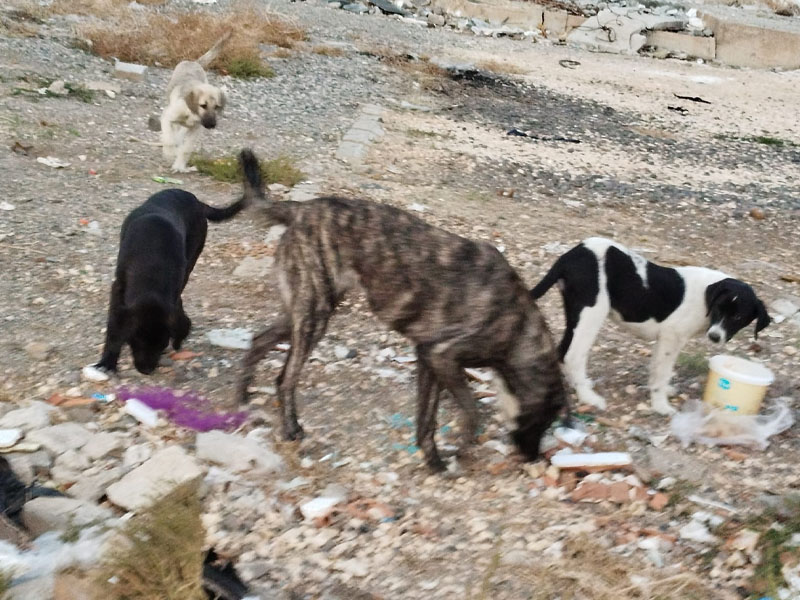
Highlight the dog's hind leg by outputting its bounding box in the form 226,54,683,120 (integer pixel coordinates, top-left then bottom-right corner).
236,317,291,405
563,300,609,410
276,307,333,440
415,349,445,472
428,348,480,459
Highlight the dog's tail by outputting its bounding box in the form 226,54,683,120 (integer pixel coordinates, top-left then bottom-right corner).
236,148,302,226
202,149,263,222
530,257,565,300
197,30,233,69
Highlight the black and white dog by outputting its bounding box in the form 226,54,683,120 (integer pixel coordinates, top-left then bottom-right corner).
531,238,770,415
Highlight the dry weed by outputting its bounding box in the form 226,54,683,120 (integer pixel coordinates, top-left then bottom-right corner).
48,0,166,17
360,44,448,90
312,44,347,57
76,1,305,76
475,59,527,75
98,484,205,600
476,536,711,600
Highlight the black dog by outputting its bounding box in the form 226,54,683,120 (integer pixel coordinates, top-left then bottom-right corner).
95,150,261,374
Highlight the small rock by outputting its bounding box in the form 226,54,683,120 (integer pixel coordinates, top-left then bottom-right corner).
749,207,766,220
301,496,342,521
0,402,54,431
649,492,669,511
107,446,204,511
343,2,369,13
26,423,94,456
728,528,760,554
47,80,68,96
24,342,52,361
427,13,445,26
69,466,124,502
122,443,152,468
22,497,113,537
233,256,274,278
196,430,283,473
679,520,717,544
0,428,23,449
206,328,253,350
82,432,123,461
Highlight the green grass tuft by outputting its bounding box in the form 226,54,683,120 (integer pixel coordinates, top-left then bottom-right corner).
749,496,800,597
190,154,304,187
99,484,205,600
225,55,275,79
676,352,708,378
0,569,11,600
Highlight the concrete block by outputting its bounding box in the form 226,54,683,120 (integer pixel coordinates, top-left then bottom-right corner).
568,8,686,55
646,31,716,60
432,0,543,29
543,10,568,37
701,12,800,69
114,61,148,81
22,497,113,537
335,141,368,163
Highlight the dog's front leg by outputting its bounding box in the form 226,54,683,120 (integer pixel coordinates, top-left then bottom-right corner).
95,279,126,372
428,350,479,459
160,110,177,160
170,299,191,351
172,127,200,173
415,352,445,472
236,319,291,405
648,334,683,415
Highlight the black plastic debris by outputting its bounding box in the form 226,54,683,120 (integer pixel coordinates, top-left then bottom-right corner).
203,549,250,600
506,128,581,143
673,93,711,104
0,457,64,527
559,59,581,69
667,105,689,115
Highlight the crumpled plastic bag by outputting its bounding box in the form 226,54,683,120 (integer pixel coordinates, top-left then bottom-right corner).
670,398,795,450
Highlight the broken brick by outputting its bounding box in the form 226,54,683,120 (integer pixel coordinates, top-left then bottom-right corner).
609,482,631,504
649,492,669,511
572,482,610,502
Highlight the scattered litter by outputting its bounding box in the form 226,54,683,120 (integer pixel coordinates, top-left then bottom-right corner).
554,426,588,447
152,175,185,185
124,398,160,428
118,387,248,432
0,442,41,454
670,399,794,450
667,105,689,115
506,128,581,144
679,519,718,544
301,496,343,520
206,328,253,350
388,413,414,429
36,156,71,169
0,429,22,449
0,202,15,211
81,364,110,382
92,392,114,404
688,494,738,514
550,452,633,471
114,59,148,81
408,203,427,212
559,59,581,69
674,93,711,104
170,349,203,361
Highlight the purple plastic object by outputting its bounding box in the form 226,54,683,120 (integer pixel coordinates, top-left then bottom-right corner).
117,387,248,432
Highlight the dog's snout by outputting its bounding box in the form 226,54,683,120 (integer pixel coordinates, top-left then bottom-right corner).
708,331,721,343
201,115,217,129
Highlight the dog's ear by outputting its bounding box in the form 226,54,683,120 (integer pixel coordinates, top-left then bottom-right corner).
185,89,199,114
754,299,771,339
705,281,732,315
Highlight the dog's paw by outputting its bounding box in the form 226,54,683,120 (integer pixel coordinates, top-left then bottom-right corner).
651,398,676,416
170,164,197,173
282,421,305,441
576,388,607,411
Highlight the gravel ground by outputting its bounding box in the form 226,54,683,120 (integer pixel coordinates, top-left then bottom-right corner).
1,0,800,598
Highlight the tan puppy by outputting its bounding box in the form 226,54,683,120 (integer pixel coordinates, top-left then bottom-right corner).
161,32,230,173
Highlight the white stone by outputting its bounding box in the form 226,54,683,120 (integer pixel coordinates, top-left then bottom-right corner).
123,443,153,468
300,497,342,520
335,558,369,578
26,423,93,455
0,428,23,448
69,466,124,502
107,446,204,511
195,431,283,474
679,520,717,544
0,402,54,431
22,497,113,537
82,432,123,461
206,328,253,350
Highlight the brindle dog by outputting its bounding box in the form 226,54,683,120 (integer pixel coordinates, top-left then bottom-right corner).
238,164,567,471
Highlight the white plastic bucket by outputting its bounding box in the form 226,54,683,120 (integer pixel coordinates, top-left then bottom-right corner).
703,354,774,415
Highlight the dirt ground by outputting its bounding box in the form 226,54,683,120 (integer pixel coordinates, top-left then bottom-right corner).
1,0,800,598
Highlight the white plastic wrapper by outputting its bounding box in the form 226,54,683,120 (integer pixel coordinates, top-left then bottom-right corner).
670,398,794,450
